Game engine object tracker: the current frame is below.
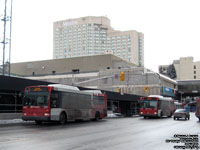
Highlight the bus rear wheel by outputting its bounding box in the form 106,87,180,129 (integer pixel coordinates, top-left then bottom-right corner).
168,112,172,117
59,112,67,125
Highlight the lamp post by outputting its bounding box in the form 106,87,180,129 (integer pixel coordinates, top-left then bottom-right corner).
72,69,79,86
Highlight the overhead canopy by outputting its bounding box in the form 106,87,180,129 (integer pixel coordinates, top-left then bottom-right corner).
79,86,141,102
0,75,51,92
0,75,141,102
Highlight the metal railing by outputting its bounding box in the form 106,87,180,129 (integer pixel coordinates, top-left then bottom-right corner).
0,104,22,113
0,92,23,113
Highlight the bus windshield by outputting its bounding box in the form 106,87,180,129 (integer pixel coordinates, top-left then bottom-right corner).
141,100,157,109
24,87,50,106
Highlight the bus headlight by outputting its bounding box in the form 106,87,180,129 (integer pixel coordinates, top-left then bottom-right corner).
154,112,157,115
44,113,50,116
140,112,143,114
23,113,27,116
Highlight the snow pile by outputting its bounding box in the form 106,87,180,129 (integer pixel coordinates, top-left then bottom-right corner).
0,119,23,125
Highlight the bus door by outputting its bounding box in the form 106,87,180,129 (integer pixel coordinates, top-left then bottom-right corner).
50,91,63,121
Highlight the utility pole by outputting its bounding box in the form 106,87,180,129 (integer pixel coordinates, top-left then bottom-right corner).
8,0,13,76
1,0,13,76
2,0,7,75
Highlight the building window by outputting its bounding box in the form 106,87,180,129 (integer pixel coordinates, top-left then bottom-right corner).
194,65,196,69
194,76,196,79
194,71,196,74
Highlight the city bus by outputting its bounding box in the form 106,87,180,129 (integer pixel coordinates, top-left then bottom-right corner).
195,98,200,121
22,84,107,124
140,95,175,118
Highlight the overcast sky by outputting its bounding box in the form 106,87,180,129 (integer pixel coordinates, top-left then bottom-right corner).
1,0,200,72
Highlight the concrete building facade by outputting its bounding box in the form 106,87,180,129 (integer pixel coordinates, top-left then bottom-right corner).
10,54,135,77
25,67,177,98
53,16,144,66
159,57,200,80
11,54,176,97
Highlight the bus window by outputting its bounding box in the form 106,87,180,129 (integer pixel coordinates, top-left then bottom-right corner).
37,96,48,106
158,101,161,109
93,96,105,105
24,91,49,106
141,100,157,109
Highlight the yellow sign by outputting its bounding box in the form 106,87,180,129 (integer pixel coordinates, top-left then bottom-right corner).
145,87,148,92
120,72,125,81
117,88,121,93
34,87,42,92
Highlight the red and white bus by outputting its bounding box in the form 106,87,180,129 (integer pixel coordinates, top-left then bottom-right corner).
140,95,175,118
22,84,107,124
195,98,200,121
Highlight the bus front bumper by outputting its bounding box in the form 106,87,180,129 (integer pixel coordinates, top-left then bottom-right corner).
140,113,158,117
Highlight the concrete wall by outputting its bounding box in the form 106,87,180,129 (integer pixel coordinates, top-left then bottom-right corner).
11,54,135,76
179,57,193,80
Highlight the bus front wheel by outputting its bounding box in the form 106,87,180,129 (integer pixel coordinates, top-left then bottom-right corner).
94,112,100,121
59,112,67,125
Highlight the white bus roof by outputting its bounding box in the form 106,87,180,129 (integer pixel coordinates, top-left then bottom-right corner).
81,90,102,94
48,84,80,91
149,95,164,99
148,95,173,101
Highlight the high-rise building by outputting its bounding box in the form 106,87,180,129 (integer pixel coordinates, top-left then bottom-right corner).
53,16,144,66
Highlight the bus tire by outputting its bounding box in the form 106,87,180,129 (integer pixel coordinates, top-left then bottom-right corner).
35,120,42,125
94,112,100,121
59,112,67,125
